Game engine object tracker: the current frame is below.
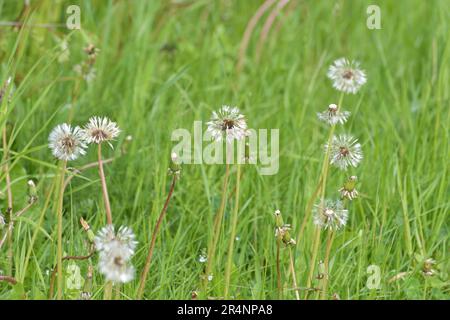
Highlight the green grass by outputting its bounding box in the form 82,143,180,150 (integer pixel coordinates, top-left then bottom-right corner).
0,0,448,300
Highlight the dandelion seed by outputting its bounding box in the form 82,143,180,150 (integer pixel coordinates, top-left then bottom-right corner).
83,116,120,145
325,134,363,170
339,176,359,200
206,105,247,143
327,58,367,94
95,225,137,283
313,199,348,231
317,104,351,125
48,123,87,161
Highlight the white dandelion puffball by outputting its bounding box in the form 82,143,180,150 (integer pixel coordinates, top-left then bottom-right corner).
95,225,137,283
313,200,348,231
317,103,351,125
48,123,87,161
327,58,367,94
206,105,248,143
325,134,363,170
83,116,120,145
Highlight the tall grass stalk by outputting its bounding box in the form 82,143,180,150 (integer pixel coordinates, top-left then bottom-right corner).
224,163,241,298
203,160,230,291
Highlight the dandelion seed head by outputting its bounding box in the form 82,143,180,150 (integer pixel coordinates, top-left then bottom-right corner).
206,106,247,143
313,199,348,231
83,116,120,145
95,225,137,283
327,58,367,94
317,104,351,125
48,123,87,161
325,134,363,170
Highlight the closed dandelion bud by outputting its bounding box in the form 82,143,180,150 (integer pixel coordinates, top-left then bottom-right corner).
273,210,296,246
80,217,95,243
168,152,181,177
339,176,359,200
273,209,284,228
27,180,38,203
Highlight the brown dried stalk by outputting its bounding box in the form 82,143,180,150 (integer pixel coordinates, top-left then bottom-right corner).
236,0,277,73
137,175,177,299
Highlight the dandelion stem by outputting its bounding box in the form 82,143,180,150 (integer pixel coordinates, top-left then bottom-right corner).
305,226,321,299
321,229,335,299
56,160,67,300
276,241,282,299
304,93,344,299
203,161,230,292
224,163,241,298
103,281,113,300
288,247,300,300
137,175,177,299
97,143,113,225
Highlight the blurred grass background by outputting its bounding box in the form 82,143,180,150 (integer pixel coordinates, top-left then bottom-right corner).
0,0,448,299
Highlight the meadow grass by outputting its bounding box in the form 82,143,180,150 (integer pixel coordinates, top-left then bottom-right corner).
0,0,448,300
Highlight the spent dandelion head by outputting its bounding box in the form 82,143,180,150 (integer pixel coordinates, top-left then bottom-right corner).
273,210,296,246
325,134,363,170
48,123,87,161
327,58,367,94
83,116,120,146
422,258,437,277
206,105,247,143
313,199,348,231
94,225,137,283
317,104,351,125
339,176,359,200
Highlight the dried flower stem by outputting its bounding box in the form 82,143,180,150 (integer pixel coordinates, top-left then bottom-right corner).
136,175,177,299
0,275,17,285
203,162,230,291
224,164,241,298
97,143,113,225
56,160,67,300
288,247,300,300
